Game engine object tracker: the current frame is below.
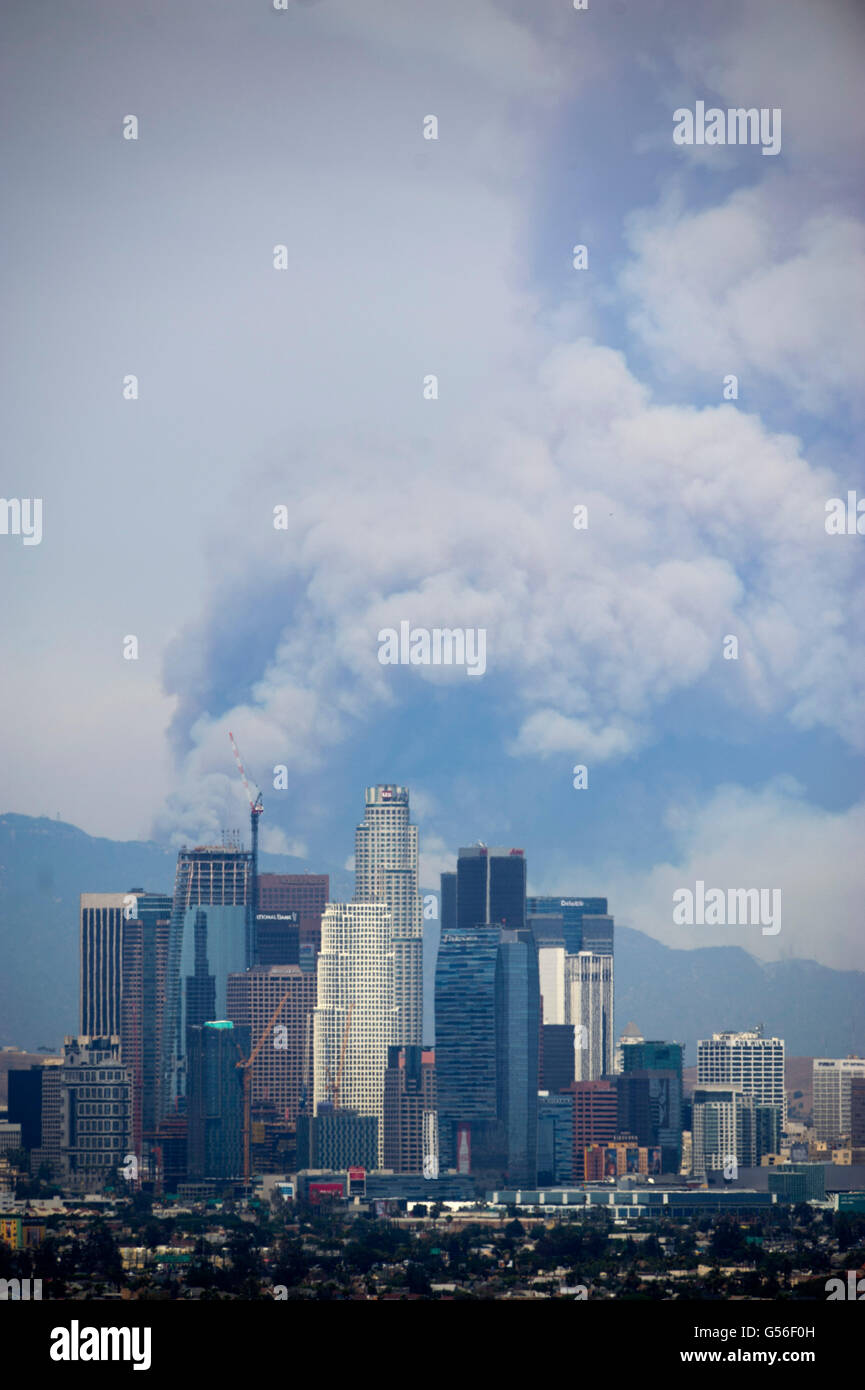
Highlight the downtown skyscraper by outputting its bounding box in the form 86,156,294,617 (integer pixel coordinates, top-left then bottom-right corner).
457,845,526,931
528,896,615,1082
354,785,423,1046
80,893,127,1037
435,845,538,1183
159,844,252,1117
313,902,398,1165
697,1027,786,1124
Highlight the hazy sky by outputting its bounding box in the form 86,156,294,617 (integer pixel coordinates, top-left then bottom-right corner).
2,0,863,969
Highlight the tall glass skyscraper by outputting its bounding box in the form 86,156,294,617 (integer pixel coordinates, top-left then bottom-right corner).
496,929,539,1185
160,845,252,1118
354,785,423,1046
434,921,539,1184
457,846,526,931
186,1019,249,1179
434,923,500,1170
120,891,172,1164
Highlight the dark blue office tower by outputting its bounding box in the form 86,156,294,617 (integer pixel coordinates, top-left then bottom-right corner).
496,929,539,1186
457,846,526,931
434,923,500,1170
186,1019,249,1179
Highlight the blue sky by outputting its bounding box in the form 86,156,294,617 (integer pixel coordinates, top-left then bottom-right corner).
1,0,863,971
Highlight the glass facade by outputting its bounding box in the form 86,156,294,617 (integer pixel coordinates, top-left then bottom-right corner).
617,1068,683,1173
434,924,499,1167
457,847,526,931
527,896,609,955
496,930,539,1186
186,1019,249,1180
538,1092,575,1185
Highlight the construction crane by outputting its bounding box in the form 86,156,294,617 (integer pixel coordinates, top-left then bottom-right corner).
235,983,294,1181
324,1001,353,1108
228,730,264,967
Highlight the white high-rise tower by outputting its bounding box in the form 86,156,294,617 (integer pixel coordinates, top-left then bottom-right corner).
354,785,423,1046
565,952,614,1080
313,902,398,1164
697,1027,786,1124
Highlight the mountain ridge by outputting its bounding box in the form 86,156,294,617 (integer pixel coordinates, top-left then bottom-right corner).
1,813,862,1060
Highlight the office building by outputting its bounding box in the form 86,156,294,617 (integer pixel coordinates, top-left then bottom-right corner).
354,786,423,1046
619,1040,684,1171
253,910,300,967
538,1092,575,1185
226,964,316,1126
813,1058,865,1144
440,871,456,934
534,926,566,1025
496,929,540,1186
768,1163,826,1203
756,1103,783,1161
8,1063,62,1153
566,952,614,1080
184,908,216,1035
434,923,500,1171
615,1021,645,1072
120,892,171,1164
382,1046,437,1174
697,1028,785,1124
258,873,329,965
313,902,398,1166
622,1040,684,1076
0,1122,22,1157
80,893,127,1037
567,1080,618,1180
296,1105,378,1171
617,1069,683,1173
851,1078,865,1147
457,846,526,932
160,845,252,1117
186,1020,249,1180
692,1084,756,1177
30,1064,63,1180
541,1024,576,1092
527,896,611,956
59,1035,132,1191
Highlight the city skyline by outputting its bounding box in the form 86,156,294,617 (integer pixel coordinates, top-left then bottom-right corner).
0,0,862,1330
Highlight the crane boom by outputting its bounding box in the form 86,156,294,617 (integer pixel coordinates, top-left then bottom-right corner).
235,983,294,1180
228,730,263,813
